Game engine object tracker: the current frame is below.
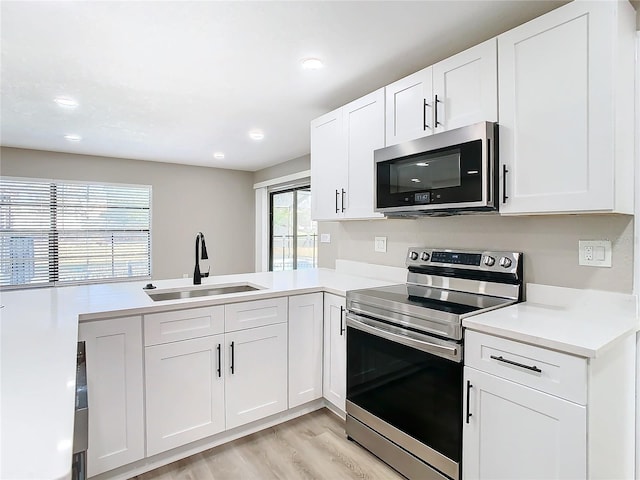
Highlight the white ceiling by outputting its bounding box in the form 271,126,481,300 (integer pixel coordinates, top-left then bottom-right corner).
1,1,565,172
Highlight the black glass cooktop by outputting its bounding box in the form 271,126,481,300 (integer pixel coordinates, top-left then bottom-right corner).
348,283,511,318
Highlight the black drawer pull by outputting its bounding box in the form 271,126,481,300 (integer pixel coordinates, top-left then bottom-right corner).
466,380,473,424
490,355,542,373
216,343,221,378
230,341,235,374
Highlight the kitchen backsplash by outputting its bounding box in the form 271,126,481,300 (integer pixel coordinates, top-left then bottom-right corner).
318,214,634,293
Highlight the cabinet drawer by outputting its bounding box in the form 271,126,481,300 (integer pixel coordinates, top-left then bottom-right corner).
144,306,224,346
225,297,288,332
465,330,587,404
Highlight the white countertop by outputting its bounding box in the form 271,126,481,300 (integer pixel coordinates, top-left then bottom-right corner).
0,268,394,480
3,271,638,479
463,283,639,358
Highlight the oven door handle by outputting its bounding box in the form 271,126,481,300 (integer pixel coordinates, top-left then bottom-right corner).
346,314,461,362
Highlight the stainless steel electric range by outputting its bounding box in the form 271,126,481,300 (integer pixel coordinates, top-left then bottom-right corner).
345,247,523,480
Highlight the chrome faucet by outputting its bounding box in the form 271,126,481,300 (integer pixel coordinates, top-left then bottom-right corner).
193,232,210,285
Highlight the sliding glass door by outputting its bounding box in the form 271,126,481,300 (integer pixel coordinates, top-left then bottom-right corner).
269,187,317,271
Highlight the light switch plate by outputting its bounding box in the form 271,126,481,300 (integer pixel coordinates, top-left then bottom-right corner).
374,236,387,253
320,233,331,244
578,240,611,267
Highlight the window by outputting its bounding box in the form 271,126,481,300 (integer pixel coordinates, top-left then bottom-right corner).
269,186,317,271
0,177,151,288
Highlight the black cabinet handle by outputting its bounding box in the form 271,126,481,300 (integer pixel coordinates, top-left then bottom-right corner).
339,306,345,336
341,188,346,213
466,380,473,424
423,99,430,130
230,341,235,374
434,94,440,127
335,189,339,213
490,355,542,373
502,165,509,204
216,343,221,378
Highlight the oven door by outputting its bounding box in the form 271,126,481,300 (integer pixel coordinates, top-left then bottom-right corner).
346,313,462,480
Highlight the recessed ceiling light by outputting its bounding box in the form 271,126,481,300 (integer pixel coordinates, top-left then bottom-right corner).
301,58,324,70
213,152,225,159
54,96,79,108
64,134,82,142
410,178,421,183
249,130,265,141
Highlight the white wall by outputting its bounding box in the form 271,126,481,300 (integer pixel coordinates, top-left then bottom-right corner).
0,147,256,280
318,213,634,293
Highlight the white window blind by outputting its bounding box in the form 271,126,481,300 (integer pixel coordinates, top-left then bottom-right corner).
0,177,151,288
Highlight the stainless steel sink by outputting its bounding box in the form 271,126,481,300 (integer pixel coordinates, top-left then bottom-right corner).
146,283,263,301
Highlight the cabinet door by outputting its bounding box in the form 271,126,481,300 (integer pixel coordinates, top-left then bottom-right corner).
463,367,586,480
343,89,385,220
145,334,225,456
498,2,623,214
310,108,347,220
288,293,324,408
225,323,288,429
78,317,144,477
323,293,346,411
433,38,497,133
385,67,433,146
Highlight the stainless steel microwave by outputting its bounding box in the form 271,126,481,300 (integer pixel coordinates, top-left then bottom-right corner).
374,121,498,216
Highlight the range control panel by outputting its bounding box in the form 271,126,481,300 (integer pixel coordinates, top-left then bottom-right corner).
405,247,521,274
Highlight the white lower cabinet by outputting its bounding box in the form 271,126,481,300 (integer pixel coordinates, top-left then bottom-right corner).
225,322,288,429
463,367,586,479
288,293,324,408
145,334,225,456
78,316,145,477
323,293,346,411
463,330,636,480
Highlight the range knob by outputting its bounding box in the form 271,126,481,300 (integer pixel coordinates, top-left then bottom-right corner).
421,252,430,262
409,251,419,261
499,256,513,268
483,255,495,267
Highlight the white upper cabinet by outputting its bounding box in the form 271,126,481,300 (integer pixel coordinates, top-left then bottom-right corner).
310,109,347,220
310,89,384,221
433,38,497,133
385,68,433,145
343,89,385,220
498,0,635,215
385,40,497,146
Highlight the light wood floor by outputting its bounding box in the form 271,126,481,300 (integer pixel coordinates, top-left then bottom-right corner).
132,408,405,480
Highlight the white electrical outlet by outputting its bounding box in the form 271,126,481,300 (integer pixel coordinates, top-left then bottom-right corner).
374,236,387,253
320,233,331,243
578,240,611,267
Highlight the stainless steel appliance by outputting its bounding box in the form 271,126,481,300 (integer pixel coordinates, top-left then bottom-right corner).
374,122,498,216
345,247,523,480
72,341,88,480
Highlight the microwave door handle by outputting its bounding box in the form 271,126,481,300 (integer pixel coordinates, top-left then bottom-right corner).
346,314,460,362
